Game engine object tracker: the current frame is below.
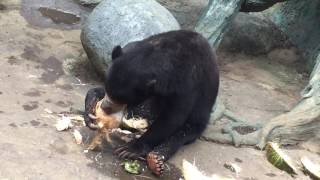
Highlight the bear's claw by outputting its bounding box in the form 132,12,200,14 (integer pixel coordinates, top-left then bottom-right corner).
114,144,146,160
147,151,165,176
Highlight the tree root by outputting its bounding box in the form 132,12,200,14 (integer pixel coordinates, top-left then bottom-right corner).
203,105,262,147
256,100,320,149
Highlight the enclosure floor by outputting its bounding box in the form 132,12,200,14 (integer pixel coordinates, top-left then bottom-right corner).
0,1,314,180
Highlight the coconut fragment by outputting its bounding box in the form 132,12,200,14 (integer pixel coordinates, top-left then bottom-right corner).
73,129,83,144
265,142,297,174
70,115,85,126
301,156,320,180
55,115,73,131
122,117,148,130
182,160,235,180
111,128,132,135
69,115,85,122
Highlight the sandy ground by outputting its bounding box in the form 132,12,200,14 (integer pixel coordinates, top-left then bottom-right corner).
0,0,316,180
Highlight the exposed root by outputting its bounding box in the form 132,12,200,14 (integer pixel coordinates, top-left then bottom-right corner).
256,103,320,149
204,100,262,146
202,117,261,146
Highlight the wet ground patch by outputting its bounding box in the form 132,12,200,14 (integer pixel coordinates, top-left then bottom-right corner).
21,0,92,29
23,89,42,97
7,56,20,65
9,123,18,128
0,4,7,11
38,7,80,25
30,120,41,126
20,45,41,62
22,101,39,111
40,56,64,83
55,100,73,108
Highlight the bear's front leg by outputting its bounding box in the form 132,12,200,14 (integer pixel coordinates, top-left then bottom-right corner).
114,94,194,160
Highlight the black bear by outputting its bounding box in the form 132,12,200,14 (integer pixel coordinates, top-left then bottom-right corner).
84,30,219,175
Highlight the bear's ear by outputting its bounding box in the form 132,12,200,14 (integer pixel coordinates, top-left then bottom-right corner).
112,45,123,60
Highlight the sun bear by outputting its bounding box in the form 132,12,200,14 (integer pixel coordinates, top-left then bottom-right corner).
84,30,219,175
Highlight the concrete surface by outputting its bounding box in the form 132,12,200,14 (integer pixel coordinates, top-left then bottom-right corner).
0,0,315,180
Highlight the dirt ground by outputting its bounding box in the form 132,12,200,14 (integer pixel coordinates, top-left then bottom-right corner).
0,0,316,180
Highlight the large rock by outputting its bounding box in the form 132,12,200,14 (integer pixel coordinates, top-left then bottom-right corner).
219,12,290,55
81,0,180,76
156,0,208,29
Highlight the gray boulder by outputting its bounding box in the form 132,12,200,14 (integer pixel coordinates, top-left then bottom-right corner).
81,0,180,76
219,12,289,55
156,0,208,29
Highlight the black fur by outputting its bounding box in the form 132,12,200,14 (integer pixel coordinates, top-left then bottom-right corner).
85,30,219,161
84,87,105,129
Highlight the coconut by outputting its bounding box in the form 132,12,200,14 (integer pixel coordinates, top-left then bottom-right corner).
265,142,297,175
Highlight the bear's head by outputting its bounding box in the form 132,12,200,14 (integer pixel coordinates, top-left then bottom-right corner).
101,45,156,111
